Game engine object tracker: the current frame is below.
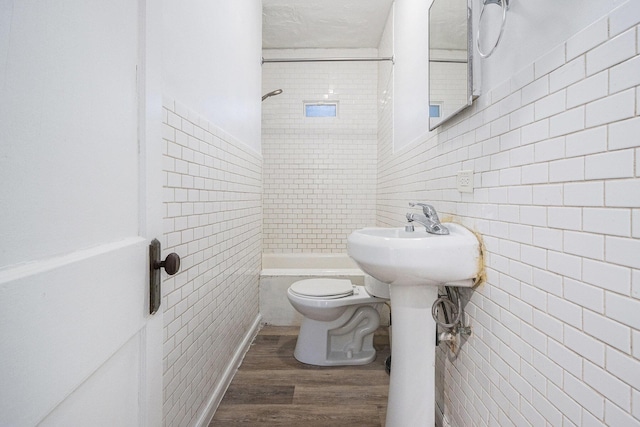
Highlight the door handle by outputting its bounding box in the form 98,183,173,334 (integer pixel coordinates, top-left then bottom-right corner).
149,239,180,315
154,252,180,275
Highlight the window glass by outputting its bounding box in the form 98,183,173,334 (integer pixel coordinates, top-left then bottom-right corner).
429,104,441,118
304,103,337,117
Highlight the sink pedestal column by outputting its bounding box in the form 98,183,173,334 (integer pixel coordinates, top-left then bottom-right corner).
386,284,438,427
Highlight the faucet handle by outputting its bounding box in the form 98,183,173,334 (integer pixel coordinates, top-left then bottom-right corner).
409,202,439,220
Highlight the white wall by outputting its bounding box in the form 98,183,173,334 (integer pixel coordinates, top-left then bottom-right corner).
262,49,378,252
380,1,640,425
163,0,262,152
392,0,628,152
161,1,264,425
478,0,627,91
393,0,431,151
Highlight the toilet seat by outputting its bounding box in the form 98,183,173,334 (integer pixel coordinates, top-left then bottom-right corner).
289,278,354,299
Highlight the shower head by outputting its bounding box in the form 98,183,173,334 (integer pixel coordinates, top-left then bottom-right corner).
483,0,508,7
262,89,283,101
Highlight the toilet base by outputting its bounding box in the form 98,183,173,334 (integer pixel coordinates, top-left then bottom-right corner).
293,304,380,366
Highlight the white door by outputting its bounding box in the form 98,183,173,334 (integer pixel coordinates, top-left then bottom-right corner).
0,1,163,426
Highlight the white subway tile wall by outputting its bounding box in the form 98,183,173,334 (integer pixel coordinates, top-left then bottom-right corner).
161,98,262,426
378,9,640,427
262,49,378,253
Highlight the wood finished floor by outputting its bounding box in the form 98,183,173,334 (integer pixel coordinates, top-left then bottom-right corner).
209,326,391,426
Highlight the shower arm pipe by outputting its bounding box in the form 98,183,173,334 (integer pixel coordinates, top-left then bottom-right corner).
262,56,394,64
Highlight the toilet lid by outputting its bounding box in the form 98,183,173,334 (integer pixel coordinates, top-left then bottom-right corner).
290,279,354,299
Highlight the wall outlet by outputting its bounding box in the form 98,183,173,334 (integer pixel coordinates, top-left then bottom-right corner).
457,170,474,193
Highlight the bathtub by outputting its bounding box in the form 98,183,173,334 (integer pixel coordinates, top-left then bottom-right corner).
260,253,366,326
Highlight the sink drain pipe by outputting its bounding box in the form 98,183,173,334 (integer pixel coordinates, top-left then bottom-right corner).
432,286,471,351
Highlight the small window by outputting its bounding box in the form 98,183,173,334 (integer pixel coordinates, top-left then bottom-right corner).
429,104,441,118
304,102,338,118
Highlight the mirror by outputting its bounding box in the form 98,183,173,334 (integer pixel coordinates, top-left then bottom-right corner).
429,0,473,130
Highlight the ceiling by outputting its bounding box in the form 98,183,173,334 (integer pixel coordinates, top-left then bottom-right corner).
262,0,394,49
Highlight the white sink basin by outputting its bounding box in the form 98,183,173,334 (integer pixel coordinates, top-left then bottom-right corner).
347,223,481,287
347,222,482,427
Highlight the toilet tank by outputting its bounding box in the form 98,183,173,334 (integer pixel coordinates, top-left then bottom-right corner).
364,275,390,299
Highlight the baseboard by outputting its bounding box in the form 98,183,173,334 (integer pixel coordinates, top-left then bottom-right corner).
436,405,449,427
194,314,262,427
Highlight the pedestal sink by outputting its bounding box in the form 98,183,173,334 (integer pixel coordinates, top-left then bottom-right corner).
347,223,482,427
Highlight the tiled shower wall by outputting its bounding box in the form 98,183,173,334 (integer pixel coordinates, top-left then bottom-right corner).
379,4,640,427
161,98,262,426
262,49,378,253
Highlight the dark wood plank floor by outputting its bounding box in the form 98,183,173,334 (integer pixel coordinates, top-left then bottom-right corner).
210,326,391,426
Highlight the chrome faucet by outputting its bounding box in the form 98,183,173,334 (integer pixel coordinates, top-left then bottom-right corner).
406,202,449,235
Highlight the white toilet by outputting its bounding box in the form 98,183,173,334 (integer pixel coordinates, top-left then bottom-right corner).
287,277,389,366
